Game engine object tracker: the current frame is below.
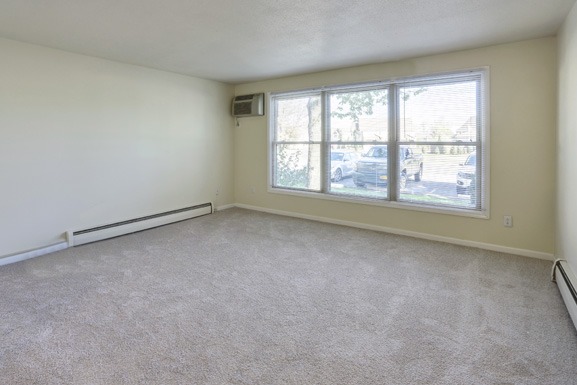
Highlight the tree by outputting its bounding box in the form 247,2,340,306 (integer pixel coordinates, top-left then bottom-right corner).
330,88,426,126
295,88,427,187
306,97,321,188
276,146,308,188
331,90,388,124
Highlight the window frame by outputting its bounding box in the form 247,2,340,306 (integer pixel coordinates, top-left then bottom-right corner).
268,68,490,219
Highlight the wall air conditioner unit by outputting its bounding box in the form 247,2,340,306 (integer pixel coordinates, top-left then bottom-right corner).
232,93,264,117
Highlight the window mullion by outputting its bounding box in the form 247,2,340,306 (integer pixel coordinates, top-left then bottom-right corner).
270,99,278,188
475,78,483,209
389,84,398,202
321,91,329,193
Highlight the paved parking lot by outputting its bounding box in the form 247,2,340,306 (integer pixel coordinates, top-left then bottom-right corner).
330,154,476,207
336,174,462,197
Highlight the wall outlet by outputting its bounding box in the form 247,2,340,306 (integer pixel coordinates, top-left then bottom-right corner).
215,188,220,196
250,186,255,194
503,215,513,227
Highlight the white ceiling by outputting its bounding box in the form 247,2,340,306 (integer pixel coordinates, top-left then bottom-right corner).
0,0,575,84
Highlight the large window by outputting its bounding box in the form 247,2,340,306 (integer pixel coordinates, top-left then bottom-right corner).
270,70,487,214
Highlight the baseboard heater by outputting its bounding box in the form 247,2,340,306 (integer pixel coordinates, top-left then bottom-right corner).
67,203,213,247
553,260,577,331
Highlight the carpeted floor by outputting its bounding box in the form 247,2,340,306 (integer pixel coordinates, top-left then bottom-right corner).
1,208,576,384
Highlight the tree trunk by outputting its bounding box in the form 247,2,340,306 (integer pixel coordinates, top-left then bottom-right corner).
307,97,320,189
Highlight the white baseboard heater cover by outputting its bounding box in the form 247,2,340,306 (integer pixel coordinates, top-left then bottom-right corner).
67,203,212,247
553,260,577,331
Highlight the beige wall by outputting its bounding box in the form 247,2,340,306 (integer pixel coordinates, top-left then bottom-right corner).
0,38,235,258
0,35,560,259
235,38,557,257
558,3,577,269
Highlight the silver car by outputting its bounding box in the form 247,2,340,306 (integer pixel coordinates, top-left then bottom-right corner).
331,151,359,182
456,152,476,195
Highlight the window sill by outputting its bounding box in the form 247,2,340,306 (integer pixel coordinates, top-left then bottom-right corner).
268,186,489,219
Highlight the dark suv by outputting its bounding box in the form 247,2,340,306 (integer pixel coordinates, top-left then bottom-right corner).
353,146,423,188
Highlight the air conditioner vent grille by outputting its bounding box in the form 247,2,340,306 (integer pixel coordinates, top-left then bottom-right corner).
234,102,253,116
232,93,264,117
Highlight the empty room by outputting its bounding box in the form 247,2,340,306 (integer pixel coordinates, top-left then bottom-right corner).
2,0,577,383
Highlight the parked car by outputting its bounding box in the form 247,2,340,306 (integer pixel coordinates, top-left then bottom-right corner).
456,152,476,195
352,146,423,188
331,151,359,182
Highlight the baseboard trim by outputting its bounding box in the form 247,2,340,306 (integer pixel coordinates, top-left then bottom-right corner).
1,205,552,266
0,242,69,267
234,203,553,261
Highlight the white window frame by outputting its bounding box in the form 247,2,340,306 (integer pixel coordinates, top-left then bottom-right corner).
268,68,490,218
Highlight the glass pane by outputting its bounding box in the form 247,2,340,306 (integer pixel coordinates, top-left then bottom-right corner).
398,145,477,208
329,144,388,199
329,89,388,143
275,95,322,142
399,81,478,142
274,144,321,190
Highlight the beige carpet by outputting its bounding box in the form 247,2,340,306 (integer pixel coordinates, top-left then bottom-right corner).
1,208,576,384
